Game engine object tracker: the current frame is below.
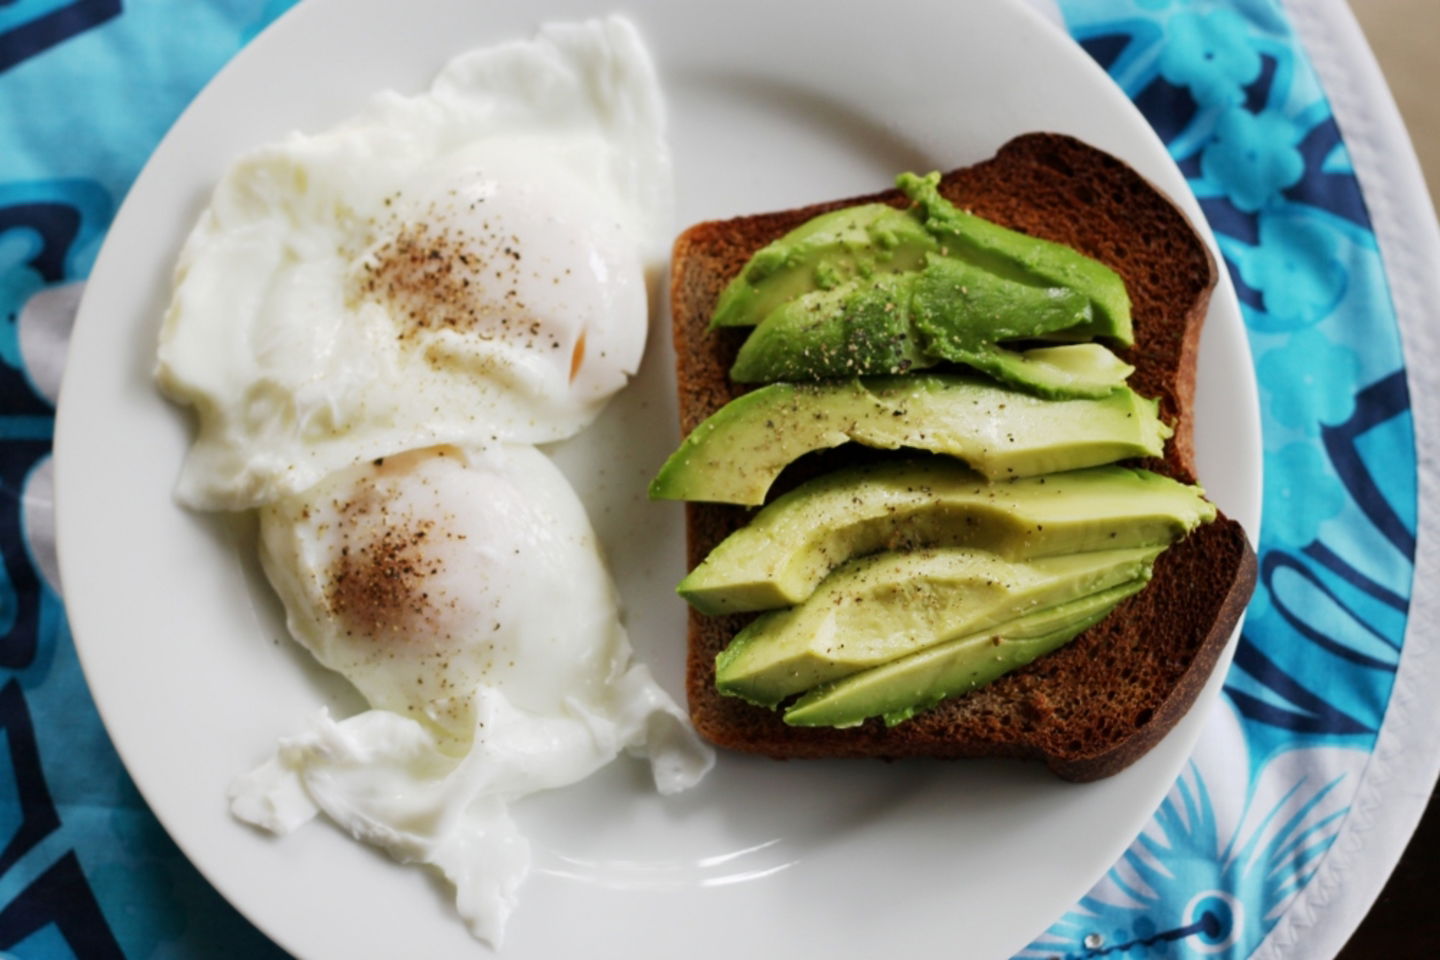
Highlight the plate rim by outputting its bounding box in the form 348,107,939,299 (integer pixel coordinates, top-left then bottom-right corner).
51,1,1261,957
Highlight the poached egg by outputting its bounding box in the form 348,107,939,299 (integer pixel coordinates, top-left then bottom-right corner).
157,16,668,510
232,444,711,943
156,17,713,947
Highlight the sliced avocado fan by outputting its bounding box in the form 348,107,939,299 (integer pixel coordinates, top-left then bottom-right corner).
711,173,1131,342
648,374,1171,506
896,171,1132,343
712,171,1134,397
728,256,1134,397
711,203,938,329
715,544,1162,708
678,459,1213,614
782,578,1148,728
671,170,1190,728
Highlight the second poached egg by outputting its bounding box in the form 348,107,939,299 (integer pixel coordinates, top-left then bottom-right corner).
233,444,711,943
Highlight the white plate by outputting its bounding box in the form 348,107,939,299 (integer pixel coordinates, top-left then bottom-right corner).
53,1,1261,958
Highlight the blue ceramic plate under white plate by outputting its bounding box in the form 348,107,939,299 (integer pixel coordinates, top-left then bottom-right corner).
53,1,1261,957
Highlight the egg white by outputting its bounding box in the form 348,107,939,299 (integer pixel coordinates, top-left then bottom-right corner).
232,444,711,944
157,16,670,510
166,18,714,944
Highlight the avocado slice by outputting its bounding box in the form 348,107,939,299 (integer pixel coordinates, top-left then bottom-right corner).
907,254,1096,346
897,171,1132,343
677,460,1213,614
712,174,1131,347
714,545,1161,707
727,255,1104,388
933,343,1133,400
728,272,935,382
782,578,1148,728
906,258,1136,398
975,343,1135,399
648,375,1171,506
711,203,937,329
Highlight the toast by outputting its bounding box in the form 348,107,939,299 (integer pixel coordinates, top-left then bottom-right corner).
668,133,1257,782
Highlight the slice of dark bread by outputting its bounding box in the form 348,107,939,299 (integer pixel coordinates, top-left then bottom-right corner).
668,133,1257,782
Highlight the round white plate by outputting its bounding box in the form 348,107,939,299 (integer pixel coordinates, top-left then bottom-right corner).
54,1,1261,958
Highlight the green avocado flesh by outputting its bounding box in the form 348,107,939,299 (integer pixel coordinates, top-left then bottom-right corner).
671,170,1192,727
979,343,1136,398
782,578,1148,728
714,544,1162,707
938,343,1133,400
711,204,938,329
713,172,1132,395
647,375,1171,506
728,272,935,382
677,459,1213,614
713,176,1130,342
896,172,1131,343
728,255,1125,395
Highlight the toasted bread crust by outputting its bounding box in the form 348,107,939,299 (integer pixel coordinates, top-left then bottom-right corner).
670,133,1256,781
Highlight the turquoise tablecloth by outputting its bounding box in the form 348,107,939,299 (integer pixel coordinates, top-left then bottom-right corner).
0,1,1426,957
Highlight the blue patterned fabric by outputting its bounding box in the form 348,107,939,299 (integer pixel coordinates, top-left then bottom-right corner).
0,1,1418,957
1,6,298,957
1021,2,1417,958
